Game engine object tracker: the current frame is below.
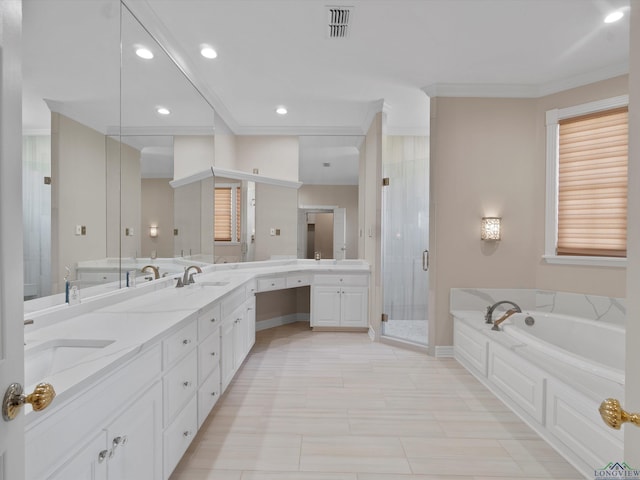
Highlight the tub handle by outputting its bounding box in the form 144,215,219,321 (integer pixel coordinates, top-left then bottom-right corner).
599,398,640,430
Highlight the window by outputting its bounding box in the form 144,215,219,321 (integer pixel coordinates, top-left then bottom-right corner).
214,184,241,242
545,96,628,266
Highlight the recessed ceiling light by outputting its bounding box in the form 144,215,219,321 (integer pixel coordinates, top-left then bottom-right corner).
604,11,624,23
156,107,171,115
200,46,218,59
135,47,154,59
276,106,288,115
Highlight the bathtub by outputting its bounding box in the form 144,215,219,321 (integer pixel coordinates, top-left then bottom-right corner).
500,312,625,384
452,305,625,479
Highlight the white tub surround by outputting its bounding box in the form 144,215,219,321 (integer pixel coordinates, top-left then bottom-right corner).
451,288,624,479
24,259,369,480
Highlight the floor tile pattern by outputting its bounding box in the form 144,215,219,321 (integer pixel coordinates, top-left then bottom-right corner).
170,322,583,480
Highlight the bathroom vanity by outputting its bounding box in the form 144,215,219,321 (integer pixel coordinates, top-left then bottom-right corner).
23,259,369,479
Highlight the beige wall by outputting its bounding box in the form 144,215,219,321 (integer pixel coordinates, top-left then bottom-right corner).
254,183,298,260
118,141,141,259
214,112,236,170
626,2,640,464
235,136,299,181
173,135,215,181
429,75,629,348
298,184,359,259
141,179,174,258
51,113,107,291
173,181,202,257
361,112,383,336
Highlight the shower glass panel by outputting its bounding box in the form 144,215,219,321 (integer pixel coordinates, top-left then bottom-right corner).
381,136,429,345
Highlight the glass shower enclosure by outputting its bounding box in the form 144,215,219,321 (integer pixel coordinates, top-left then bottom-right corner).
381,136,429,346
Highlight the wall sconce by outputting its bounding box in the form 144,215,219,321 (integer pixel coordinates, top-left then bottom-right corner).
481,217,501,241
149,225,158,238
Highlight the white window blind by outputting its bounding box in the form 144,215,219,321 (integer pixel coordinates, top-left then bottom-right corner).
557,106,628,257
214,185,241,242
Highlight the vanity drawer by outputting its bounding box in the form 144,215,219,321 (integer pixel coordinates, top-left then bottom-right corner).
257,276,286,292
163,320,197,368
314,274,368,287
198,302,221,340
198,329,221,383
164,396,197,479
286,273,311,288
198,366,221,428
164,349,198,425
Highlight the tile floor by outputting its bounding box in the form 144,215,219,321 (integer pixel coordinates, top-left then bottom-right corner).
170,322,583,480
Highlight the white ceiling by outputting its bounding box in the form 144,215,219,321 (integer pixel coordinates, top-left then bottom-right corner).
22,0,630,183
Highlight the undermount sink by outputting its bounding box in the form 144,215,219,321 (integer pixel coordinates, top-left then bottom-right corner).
25,339,115,386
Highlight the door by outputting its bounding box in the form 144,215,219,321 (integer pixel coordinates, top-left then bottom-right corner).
333,207,346,260
1,3,25,479
340,287,368,327
381,136,430,345
311,286,341,327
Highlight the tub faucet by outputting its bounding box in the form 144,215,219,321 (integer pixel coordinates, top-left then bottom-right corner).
182,265,202,285
485,300,521,324
491,308,520,331
141,265,160,279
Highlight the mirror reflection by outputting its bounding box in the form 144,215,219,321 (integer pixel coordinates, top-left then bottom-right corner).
23,0,217,307
297,135,363,260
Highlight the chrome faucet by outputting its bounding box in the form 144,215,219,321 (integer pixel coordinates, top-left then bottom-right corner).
491,308,520,331
182,265,202,285
141,265,160,279
485,300,521,324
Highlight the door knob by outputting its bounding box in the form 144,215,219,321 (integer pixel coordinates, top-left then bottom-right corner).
599,398,640,429
3,382,56,421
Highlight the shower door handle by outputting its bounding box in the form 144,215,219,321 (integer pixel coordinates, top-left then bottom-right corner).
422,250,429,271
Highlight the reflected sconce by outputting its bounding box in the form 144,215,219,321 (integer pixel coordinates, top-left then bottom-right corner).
149,225,159,238
481,217,501,241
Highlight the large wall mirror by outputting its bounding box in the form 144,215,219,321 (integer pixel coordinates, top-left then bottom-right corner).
297,135,363,261
22,0,216,308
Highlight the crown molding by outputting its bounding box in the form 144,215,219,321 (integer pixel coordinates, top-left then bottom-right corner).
105,125,215,137
170,166,302,189
233,124,365,136
423,62,629,99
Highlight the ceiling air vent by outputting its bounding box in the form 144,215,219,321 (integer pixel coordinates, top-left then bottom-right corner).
327,6,353,38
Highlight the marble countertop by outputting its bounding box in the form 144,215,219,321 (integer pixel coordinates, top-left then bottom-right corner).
23,259,369,425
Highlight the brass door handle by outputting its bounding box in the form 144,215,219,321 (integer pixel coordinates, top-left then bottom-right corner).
3,382,56,421
599,398,640,429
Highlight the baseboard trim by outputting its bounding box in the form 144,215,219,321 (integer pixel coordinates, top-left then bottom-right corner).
435,345,454,358
255,314,309,332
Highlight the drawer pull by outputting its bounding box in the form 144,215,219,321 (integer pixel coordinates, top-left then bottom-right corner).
210,352,216,356
182,381,192,388
182,339,191,345
210,318,216,323
297,279,302,283
183,430,192,438
211,391,216,397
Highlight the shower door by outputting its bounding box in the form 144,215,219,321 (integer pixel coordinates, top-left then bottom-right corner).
381,136,429,345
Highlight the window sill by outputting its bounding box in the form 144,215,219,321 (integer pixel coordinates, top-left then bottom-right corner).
542,255,626,268
214,241,241,246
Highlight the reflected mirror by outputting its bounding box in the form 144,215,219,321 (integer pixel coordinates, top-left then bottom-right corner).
297,135,363,260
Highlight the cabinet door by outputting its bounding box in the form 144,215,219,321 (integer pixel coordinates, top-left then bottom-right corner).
340,287,368,327
220,318,236,392
232,305,246,369
106,382,162,480
48,432,107,480
245,297,256,352
311,286,341,327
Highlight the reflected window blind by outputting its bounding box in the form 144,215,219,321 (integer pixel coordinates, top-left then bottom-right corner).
215,187,232,241
236,187,241,242
557,106,628,257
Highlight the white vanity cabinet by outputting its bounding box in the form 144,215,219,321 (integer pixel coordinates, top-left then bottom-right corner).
26,345,163,480
197,302,222,428
311,274,368,328
220,286,256,392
